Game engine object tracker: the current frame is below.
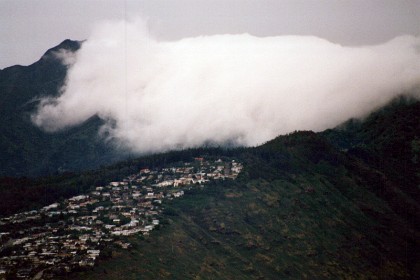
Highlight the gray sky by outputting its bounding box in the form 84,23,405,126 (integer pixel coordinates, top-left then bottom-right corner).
1,0,419,69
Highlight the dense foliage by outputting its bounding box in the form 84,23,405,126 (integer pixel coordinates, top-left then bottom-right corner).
75,98,418,279
0,148,237,217
0,40,418,278
0,40,128,177
1,97,416,279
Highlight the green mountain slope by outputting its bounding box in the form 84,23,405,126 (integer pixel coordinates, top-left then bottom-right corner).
323,97,419,190
1,41,418,278
68,99,419,280
0,40,127,177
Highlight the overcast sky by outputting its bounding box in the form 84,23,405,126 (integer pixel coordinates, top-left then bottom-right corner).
1,0,419,69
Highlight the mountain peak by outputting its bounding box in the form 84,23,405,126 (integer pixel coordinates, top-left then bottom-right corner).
47,39,81,53
40,39,82,63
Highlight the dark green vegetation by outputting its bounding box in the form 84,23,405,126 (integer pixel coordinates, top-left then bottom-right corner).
65,97,418,279
0,148,230,217
1,41,418,279
0,40,127,177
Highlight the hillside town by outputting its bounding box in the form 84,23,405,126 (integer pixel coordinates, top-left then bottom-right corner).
0,158,242,279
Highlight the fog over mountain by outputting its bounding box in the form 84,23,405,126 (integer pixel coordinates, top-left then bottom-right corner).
32,19,420,154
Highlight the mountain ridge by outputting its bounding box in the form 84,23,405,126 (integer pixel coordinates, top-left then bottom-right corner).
0,39,129,177
0,96,418,279
0,41,419,279
70,100,419,279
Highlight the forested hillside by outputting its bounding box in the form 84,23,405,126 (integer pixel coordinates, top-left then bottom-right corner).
64,98,418,279
1,47,418,278
0,40,127,177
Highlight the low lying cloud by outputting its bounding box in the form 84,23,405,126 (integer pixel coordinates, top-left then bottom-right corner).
32,19,420,154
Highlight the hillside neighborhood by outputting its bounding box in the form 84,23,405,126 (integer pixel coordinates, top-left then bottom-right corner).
0,158,242,279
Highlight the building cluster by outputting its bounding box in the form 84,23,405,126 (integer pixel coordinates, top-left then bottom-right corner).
0,158,242,279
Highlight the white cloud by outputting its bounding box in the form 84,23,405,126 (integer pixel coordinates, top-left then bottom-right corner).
32,19,420,154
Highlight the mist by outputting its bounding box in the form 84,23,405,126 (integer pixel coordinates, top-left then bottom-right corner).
32,19,420,154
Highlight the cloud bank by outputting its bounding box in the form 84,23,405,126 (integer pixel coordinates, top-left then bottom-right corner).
32,19,420,154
